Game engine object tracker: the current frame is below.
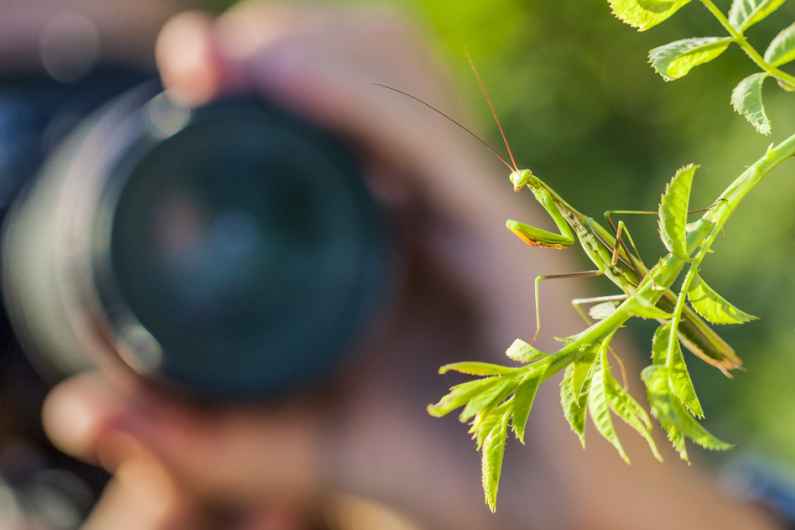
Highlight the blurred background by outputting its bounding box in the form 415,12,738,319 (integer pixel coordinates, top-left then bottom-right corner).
2,0,795,528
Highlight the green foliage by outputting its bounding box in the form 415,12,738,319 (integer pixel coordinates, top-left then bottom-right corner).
688,273,759,324
607,0,794,133
658,164,697,259
729,0,787,31
765,22,795,66
732,73,772,135
608,0,691,31
424,0,795,512
649,37,733,81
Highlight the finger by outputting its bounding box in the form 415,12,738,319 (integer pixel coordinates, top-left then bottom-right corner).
82,454,203,530
155,11,225,106
44,373,318,506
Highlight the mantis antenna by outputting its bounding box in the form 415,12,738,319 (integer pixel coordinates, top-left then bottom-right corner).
465,52,520,172
372,82,515,172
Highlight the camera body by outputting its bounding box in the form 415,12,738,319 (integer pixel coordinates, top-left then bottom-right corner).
0,66,389,400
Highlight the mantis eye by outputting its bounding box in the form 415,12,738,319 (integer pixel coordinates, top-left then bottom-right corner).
509,169,532,191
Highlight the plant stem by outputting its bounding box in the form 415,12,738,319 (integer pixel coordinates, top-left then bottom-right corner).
538,129,795,381
699,0,795,87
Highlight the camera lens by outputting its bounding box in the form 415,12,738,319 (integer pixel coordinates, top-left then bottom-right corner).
4,87,388,400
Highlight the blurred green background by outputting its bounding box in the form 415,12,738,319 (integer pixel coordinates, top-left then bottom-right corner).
212,0,795,467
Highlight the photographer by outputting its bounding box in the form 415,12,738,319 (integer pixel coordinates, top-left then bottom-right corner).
0,1,784,529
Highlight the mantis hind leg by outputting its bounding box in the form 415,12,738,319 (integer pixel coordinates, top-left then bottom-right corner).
571,294,630,388
531,270,602,344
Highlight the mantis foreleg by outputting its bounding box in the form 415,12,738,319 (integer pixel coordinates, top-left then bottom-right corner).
507,188,577,249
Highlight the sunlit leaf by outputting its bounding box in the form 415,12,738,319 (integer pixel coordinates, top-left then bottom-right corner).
632,298,673,319
439,362,518,376
765,22,795,66
561,357,595,447
651,323,670,365
658,164,697,258
729,0,787,31
505,338,546,363
460,378,515,422
731,73,771,135
512,375,541,444
607,378,663,461
482,411,510,513
649,37,733,81
688,273,758,324
427,377,500,417
608,0,691,31
667,328,705,418
672,399,733,451
589,344,629,462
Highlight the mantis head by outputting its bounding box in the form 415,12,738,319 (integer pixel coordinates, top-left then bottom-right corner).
509,169,537,192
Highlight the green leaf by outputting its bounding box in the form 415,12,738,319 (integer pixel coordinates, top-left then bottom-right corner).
651,323,670,365
672,399,733,451
460,378,515,422
482,411,510,513
505,339,546,363
649,37,733,81
642,365,731,461
561,358,596,447
732,73,771,135
765,23,795,67
607,379,663,461
511,376,541,444
658,164,697,258
729,0,787,31
667,329,705,418
589,345,629,463
608,0,691,31
427,377,500,417
470,409,502,450
439,362,518,376
688,273,758,324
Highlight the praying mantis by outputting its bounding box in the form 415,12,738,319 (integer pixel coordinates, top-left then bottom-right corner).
380,55,795,512
379,56,743,377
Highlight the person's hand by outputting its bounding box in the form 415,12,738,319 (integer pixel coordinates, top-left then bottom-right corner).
43,5,547,530
42,4,783,530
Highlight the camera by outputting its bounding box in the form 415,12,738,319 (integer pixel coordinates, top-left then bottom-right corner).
0,65,389,400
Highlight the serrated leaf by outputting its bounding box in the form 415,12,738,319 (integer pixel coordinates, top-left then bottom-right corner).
688,273,758,324
729,0,787,31
511,376,541,444
561,358,596,447
505,338,546,363
732,73,771,135
471,409,502,450
649,37,733,81
765,22,795,66
427,377,500,417
482,411,510,513
439,362,518,376
607,379,663,461
672,399,733,451
651,323,670,365
658,164,697,258
460,378,515,422
668,330,705,418
589,346,629,463
590,301,618,320
608,0,691,31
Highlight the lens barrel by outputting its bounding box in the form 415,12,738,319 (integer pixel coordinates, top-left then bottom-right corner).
3,85,388,400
